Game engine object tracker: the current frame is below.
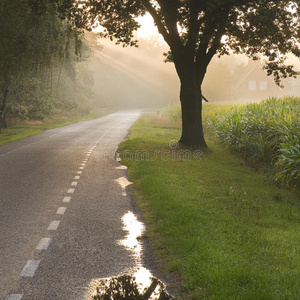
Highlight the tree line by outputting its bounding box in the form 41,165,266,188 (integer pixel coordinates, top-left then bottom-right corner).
0,0,93,130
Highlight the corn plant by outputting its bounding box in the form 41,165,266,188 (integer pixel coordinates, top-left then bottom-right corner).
275,143,300,186
204,97,300,187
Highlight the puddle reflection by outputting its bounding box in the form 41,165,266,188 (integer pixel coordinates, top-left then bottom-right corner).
119,211,144,257
85,211,175,299
92,270,175,299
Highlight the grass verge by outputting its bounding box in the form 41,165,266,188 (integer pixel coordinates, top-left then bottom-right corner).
120,114,300,299
0,111,110,146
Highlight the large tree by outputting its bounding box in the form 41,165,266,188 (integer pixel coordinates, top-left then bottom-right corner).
75,0,300,148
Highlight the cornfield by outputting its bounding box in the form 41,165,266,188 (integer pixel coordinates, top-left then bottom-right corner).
158,98,300,186
204,97,300,187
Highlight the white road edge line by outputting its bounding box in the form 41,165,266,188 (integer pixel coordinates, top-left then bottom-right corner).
36,238,52,250
47,221,60,231
20,260,41,277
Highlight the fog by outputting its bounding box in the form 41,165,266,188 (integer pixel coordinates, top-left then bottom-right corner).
85,32,300,109
203,54,300,103
85,32,179,109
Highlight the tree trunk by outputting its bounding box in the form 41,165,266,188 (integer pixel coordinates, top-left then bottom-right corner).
50,66,53,89
57,63,64,89
172,48,208,148
179,81,207,148
0,87,9,130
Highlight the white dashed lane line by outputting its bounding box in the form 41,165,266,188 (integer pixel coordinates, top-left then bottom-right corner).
6,119,136,298
56,207,67,215
47,221,60,231
7,149,92,298
36,238,52,251
5,294,23,300
63,196,71,203
20,260,41,277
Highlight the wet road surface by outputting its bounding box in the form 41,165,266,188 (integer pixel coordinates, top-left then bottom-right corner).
0,111,163,299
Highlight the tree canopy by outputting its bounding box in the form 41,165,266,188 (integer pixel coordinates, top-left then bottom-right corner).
72,0,300,147
78,1,300,81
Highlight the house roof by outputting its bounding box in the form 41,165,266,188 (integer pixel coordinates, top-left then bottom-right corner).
233,63,258,89
233,62,286,95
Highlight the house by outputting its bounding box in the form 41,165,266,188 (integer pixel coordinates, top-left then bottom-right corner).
233,62,286,101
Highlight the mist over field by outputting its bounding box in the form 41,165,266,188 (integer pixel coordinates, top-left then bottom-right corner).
84,31,300,108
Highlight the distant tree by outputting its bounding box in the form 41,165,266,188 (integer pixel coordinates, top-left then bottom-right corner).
69,1,300,147
0,0,86,129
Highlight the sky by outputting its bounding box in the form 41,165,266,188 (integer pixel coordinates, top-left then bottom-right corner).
94,13,159,39
135,13,159,38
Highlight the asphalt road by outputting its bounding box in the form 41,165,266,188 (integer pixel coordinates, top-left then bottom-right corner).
0,111,147,299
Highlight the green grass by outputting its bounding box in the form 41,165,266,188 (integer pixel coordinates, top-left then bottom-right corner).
120,114,300,299
0,111,109,146
156,98,300,187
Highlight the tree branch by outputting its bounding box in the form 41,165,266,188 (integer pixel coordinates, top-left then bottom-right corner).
196,5,230,69
141,0,172,45
206,25,226,63
157,0,182,47
186,0,201,50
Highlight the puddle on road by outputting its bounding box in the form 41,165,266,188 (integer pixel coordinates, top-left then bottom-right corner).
115,165,127,170
119,211,143,256
115,177,133,196
92,271,175,299
84,212,175,299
